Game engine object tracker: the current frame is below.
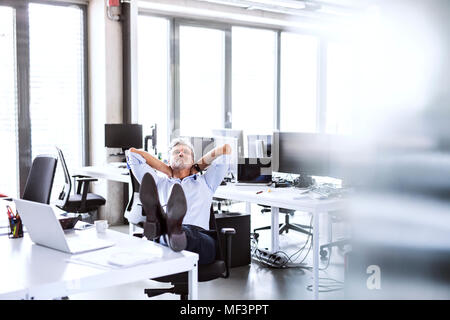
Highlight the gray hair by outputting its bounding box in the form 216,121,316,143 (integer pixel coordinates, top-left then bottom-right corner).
168,138,195,160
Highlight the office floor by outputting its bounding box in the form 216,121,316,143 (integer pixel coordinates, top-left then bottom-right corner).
69,203,347,300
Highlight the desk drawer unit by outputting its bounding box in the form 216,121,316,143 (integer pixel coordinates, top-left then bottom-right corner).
215,212,251,268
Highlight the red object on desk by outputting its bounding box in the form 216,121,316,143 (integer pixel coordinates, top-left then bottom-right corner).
0,193,8,198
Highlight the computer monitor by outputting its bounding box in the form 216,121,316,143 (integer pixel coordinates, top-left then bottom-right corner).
327,134,354,181
237,157,272,184
212,128,244,158
273,132,330,177
247,134,272,158
105,124,143,151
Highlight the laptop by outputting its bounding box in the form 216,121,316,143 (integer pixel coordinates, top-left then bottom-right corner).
14,199,115,254
235,157,273,186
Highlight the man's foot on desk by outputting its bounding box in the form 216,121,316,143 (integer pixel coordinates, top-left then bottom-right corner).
165,184,187,252
140,173,166,240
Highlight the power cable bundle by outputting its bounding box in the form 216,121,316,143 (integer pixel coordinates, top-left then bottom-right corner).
251,215,344,293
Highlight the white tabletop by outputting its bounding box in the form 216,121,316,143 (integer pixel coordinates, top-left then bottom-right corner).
0,228,198,300
72,165,131,183
215,184,345,212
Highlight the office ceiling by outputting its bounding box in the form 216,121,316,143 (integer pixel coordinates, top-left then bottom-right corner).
196,0,374,18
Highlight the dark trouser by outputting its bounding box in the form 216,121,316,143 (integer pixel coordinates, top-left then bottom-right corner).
159,224,216,265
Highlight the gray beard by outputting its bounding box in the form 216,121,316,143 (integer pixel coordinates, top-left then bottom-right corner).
171,158,190,170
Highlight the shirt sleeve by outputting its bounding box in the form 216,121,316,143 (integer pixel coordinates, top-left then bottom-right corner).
202,155,231,193
125,150,163,185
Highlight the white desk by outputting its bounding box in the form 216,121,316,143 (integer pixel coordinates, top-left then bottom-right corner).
73,165,130,184
71,167,346,299
214,183,346,300
0,228,198,300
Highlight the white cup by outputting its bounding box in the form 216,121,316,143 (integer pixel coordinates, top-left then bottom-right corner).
95,220,109,233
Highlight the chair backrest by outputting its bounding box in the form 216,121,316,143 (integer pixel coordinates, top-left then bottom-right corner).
209,206,225,261
55,147,72,207
22,155,58,204
126,168,140,211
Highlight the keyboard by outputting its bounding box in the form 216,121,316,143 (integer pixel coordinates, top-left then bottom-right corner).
309,184,342,198
234,182,272,186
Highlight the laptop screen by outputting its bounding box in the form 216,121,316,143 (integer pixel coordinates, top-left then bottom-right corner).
237,158,272,183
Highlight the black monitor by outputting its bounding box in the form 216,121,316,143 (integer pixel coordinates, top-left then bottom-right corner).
105,124,143,150
273,132,330,177
237,157,272,184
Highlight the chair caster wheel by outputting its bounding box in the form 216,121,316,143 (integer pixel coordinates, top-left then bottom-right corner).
320,249,328,260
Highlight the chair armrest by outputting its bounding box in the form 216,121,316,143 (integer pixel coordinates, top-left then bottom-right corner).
75,177,98,195
220,228,236,235
221,227,236,278
77,178,98,212
72,174,89,178
76,177,98,182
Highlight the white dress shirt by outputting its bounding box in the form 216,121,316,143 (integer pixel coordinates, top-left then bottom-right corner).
125,150,230,230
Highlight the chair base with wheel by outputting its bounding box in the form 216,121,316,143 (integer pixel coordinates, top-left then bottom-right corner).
254,207,312,236
134,207,236,300
319,211,350,260
320,239,350,259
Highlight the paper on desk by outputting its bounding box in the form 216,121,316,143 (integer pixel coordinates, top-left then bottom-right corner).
67,247,160,270
293,192,327,200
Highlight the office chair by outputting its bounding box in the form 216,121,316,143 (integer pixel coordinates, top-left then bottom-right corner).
22,155,58,204
55,147,106,217
126,168,140,216
135,206,235,300
253,206,313,236
320,211,350,259
126,160,236,299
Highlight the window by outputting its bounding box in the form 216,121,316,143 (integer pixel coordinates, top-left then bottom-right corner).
231,26,277,133
0,2,87,199
280,32,318,133
326,41,355,135
137,15,170,156
28,3,86,200
134,14,354,154
0,6,19,197
179,25,225,137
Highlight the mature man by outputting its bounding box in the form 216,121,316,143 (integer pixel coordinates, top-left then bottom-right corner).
125,139,231,265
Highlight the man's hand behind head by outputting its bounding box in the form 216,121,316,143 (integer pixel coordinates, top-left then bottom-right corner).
222,144,232,155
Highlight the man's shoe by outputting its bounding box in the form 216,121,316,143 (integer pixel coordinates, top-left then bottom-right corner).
139,173,166,240
165,183,187,252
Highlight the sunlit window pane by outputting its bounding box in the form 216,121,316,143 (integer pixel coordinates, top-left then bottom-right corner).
29,3,85,201
0,6,19,197
326,41,355,135
138,15,169,157
232,27,276,133
179,26,224,137
280,32,318,133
